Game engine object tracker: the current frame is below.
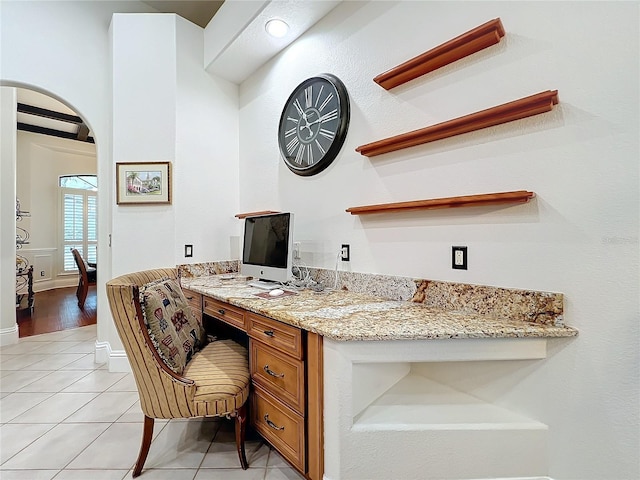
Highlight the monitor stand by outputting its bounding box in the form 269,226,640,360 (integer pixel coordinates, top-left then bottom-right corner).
247,279,279,290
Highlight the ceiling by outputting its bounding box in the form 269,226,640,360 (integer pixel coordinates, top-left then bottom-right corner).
204,0,341,84
16,89,94,144
141,1,224,29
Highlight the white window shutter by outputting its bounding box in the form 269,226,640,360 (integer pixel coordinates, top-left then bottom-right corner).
61,190,97,272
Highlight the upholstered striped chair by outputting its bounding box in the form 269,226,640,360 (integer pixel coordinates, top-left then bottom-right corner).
106,268,250,477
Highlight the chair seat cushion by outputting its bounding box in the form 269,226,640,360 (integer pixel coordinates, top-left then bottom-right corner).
183,339,250,417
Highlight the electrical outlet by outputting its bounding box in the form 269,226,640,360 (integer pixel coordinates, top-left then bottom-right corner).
40,270,45,277
341,244,350,262
452,246,467,270
293,242,301,260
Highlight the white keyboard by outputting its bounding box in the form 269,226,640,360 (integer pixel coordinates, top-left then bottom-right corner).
247,280,280,290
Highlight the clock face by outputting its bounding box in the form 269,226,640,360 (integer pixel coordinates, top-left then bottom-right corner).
278,74,350,176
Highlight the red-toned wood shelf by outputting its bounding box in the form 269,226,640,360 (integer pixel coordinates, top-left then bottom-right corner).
346,191,535,215
235,210,280,219
356,90,559,157
374,18,506,90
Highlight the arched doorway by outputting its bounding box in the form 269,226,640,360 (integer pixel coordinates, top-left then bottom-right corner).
1,84,99,338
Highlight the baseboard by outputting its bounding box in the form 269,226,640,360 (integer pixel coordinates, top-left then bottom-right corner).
0,323,19,346
95,339,110,364
95,340,131,373
32,277,78,293
109,350,131,373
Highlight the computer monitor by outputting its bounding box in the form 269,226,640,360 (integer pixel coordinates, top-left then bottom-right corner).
240,212,294,284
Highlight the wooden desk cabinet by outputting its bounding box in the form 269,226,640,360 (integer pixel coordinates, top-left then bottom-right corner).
183,288,324,480
249,313,306,470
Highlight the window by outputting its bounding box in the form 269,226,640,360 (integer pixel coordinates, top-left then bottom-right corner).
60,175,97,190
60,175,97,273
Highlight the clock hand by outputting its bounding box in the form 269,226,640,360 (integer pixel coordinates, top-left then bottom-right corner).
298,111,315,138
299,120,317,140
309,109,337,127
299,121,311,135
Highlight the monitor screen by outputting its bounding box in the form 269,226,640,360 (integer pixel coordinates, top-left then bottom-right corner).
241,212,294,283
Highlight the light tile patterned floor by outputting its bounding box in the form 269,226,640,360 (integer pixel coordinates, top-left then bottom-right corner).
0,325,304,480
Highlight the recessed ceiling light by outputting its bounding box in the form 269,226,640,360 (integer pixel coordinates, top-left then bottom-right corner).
265,18,289,38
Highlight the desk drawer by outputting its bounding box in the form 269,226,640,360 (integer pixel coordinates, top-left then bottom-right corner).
252,384,305,472
247,313,302,360
203,297,245,330
182,289,202,310
251,340,305,415
182,289,202,321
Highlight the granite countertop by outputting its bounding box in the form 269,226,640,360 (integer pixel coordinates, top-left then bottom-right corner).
180,275,578,342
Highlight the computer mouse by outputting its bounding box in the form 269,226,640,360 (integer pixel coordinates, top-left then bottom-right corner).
269,288,285,297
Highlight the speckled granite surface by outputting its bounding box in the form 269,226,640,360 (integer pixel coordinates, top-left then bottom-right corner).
310,269,564,326
412,280,563,326
178,260,239,278
311,269,417,302
179,274,578,342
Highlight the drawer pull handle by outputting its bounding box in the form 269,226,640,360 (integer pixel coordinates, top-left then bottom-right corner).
264,330,275,337
263,365,285,378
218,309,225,315
185,296,193,300
264,414,285,431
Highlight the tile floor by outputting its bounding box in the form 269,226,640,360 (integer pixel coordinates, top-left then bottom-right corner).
1,325,305,480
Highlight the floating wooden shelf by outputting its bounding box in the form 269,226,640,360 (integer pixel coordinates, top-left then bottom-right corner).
374,18,506,90
235,210,280,219
346,191,535,215
356,90,559,157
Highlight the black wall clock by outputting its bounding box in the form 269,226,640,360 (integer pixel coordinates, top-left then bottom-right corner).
278,74,350,176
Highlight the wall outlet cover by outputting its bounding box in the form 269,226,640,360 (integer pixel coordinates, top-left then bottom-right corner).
452,246,467,270
341,244,350,262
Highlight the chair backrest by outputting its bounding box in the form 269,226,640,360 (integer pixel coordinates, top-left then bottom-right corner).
71,248,89,280
106,268,196,419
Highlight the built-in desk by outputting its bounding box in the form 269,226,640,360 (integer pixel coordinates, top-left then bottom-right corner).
180,273,577,480
181,277,324,479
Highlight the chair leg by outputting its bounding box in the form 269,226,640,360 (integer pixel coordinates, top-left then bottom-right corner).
234,405,249,470
133,415,154,478
78,280,88,308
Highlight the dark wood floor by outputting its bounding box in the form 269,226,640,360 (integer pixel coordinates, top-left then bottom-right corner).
18,286,97,338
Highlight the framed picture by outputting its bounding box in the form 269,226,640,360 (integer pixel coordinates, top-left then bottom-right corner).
116,162,171,205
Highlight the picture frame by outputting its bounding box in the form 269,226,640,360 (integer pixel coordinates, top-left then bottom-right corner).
116,162,171,205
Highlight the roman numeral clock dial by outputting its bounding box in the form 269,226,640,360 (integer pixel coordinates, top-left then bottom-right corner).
278,74,350,176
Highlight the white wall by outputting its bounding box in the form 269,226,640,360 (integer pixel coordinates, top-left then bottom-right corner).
111,13,240,276
109,13,241,268
238,2,638,479
110,13,178,277
0,87,18,345
16,131,96,290
0,0,158,349
175,16,240,264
